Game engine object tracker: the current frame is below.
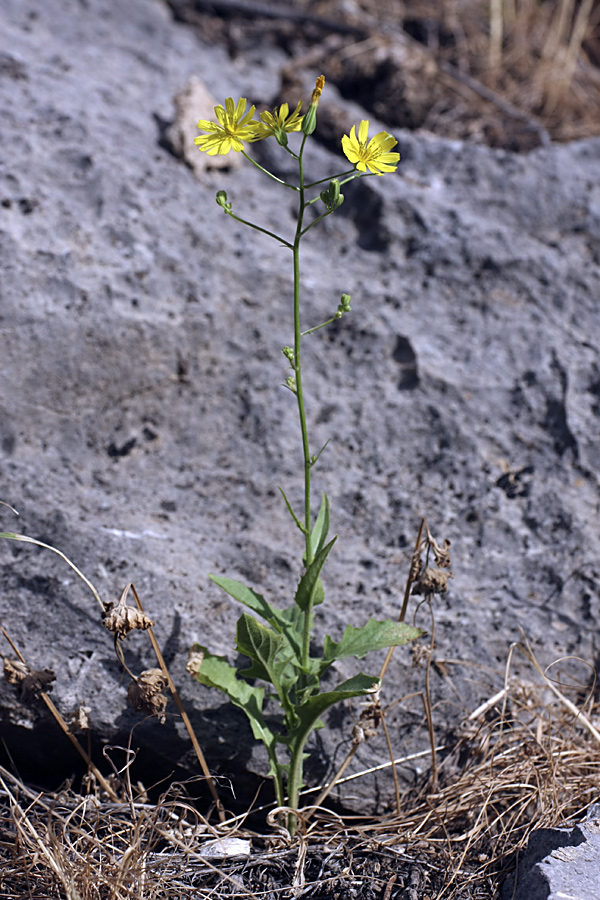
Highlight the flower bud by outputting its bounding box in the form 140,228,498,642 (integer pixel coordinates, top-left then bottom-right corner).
335,293,351,319
282,346,295,363
216,190,232,211
320,179,344,211
302,75,325,136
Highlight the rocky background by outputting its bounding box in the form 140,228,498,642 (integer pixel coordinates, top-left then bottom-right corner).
0,0,599,817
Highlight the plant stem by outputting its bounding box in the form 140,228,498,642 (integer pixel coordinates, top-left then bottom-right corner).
242,150,299,189
129,584,226,821
293,135,314,673
223,209,292,249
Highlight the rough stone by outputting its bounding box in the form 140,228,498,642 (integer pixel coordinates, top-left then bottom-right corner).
0,0,599,818
502,806,600,900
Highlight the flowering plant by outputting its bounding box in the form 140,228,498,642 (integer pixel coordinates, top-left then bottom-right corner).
189,78,420,832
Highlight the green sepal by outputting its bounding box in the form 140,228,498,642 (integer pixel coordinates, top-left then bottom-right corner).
301,104,317,135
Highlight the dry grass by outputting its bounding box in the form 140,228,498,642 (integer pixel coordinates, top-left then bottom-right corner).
2,653,599,900
420,0,600,143
266,0,600,149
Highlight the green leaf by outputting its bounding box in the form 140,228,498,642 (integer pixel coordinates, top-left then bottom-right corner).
322,619,422,670
276,605,306,661
210,575,303,661
191,645,278,753
286,673,381,755
294,536,336,611
209,575,277,623
236,613,286,683
278,486,305,535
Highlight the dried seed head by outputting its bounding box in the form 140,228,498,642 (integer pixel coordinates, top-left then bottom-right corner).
186,648,204,678
431,537,451,569
412,566,453,596
4,658,56,699
103,602,154,640
352,723,367,745
3,658,29,686
66,704,91,732
412,643,431,668
127,668,168,723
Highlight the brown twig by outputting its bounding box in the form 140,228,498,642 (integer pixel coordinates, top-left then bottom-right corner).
128,584,226,821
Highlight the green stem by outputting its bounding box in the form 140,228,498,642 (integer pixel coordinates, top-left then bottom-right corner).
301,317,339,337
242,150,299,190
300,210,332,237
292,135,314,671
304,169,357,189
224,209,292,248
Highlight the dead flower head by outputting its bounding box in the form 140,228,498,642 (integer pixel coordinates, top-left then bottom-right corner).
3,658,29,686
3,658,56,699
412,566,453,596
127,668,168,723
103,601,154,640
66,704,91,732
186,647,204,678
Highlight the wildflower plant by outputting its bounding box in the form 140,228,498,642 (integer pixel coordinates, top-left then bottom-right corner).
191,78,420,831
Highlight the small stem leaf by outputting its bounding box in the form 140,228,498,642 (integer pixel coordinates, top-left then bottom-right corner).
278,487,306,534
191,646,279,755
236,612,285,666
322,619,422,670
310,440,331,468
236,614,301,721
311,492,330,559
312,577,325,607
276,605,307,661
295,536,337,612
211,577,308,669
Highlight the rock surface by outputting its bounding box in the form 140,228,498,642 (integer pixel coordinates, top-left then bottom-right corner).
502,806,600,900
0,0,599,815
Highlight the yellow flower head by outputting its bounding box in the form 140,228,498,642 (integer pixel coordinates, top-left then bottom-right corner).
341,121,400,175
194,97,259,156
254,101,304,144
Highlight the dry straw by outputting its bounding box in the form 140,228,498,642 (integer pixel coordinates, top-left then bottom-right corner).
1,639,599,899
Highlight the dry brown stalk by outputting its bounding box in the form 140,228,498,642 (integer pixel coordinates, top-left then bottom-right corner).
127,583,226,822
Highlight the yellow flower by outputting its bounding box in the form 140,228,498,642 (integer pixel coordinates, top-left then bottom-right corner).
341,121,400,175
254,101,304,144
194,97,259,156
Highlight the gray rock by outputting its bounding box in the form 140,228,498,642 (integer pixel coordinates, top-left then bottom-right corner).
0,0,599,817
502,806,600,900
